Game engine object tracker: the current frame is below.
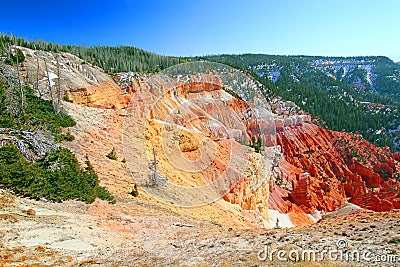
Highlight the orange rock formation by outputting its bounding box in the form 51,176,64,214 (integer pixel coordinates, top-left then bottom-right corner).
64,69,400,227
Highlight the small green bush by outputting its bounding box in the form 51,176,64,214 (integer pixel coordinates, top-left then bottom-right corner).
389,238,400,244
249,136,263,153
106,147,118,160
129,184,139,197
4,48,25,65
55,131,75,142
63,94,73,103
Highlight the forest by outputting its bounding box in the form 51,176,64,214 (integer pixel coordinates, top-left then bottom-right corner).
200,54,400,151
0,34,183,73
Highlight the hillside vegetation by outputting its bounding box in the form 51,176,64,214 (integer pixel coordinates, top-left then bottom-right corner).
0,41,115,203
0,34,183,73
0,145,115,203
200,54,400,151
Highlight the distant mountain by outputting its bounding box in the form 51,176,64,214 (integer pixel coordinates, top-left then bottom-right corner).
309,56,400,98
199,54,400,151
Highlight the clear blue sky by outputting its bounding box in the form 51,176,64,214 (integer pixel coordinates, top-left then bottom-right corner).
1,0,400,61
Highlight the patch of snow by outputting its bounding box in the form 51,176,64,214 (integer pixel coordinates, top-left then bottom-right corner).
45,71,58,87
290,74,299,82
90,73,98,82
219,91,233,101
267,71,281,82
314,60,377,89
255,70,265,77
52,239,96,251
311,210,323,221
190,126,203,134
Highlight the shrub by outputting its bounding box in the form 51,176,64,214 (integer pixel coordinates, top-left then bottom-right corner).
0,79,76,138
129,184,139,197
249,136,263,153
106,147,118,160
0,145,115,204
63,94,73,103
55,131,75,142
389,238,400,244
4,48,25,65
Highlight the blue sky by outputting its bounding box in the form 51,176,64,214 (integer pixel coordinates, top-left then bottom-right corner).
1,0,400,61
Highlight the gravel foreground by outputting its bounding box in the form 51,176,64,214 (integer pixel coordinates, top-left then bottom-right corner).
1,190,400,267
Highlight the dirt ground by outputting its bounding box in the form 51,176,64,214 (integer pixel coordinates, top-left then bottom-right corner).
1,189,400,267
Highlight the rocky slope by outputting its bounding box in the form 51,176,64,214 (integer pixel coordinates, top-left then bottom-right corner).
10,46,400,228
1,46,400,266
116,65,400,226
271,122,400,217
311,57,400,96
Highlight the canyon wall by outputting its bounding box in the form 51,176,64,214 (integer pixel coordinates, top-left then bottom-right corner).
17,47,400,228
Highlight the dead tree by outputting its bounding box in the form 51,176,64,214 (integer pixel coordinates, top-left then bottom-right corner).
7,44,11,63
15,50,24,115
44,57,57,113
0,128,58,161
56,55,61,112
34,46,43,98
148,146,158,186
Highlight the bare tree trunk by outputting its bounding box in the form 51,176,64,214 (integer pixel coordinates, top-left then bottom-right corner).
44,58,56,113
56,55,61,113
16,53,24,115
8,44,11,63
153,146,157,184
35,46,42,97
149,146,158,186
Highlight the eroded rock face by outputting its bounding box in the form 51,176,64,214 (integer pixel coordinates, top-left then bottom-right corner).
15,48,276,227
178,132,199,152
0,128,57,161
17,45,399,228
271,122,400,215
66,81,132,110
68,69,400,226
334,133,400,211
139,79,273,226
63,68,400,226
222,151,270,222
348,158,383,188
272,124,347,215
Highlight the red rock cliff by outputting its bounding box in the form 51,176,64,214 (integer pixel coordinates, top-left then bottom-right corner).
270,122,400,215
